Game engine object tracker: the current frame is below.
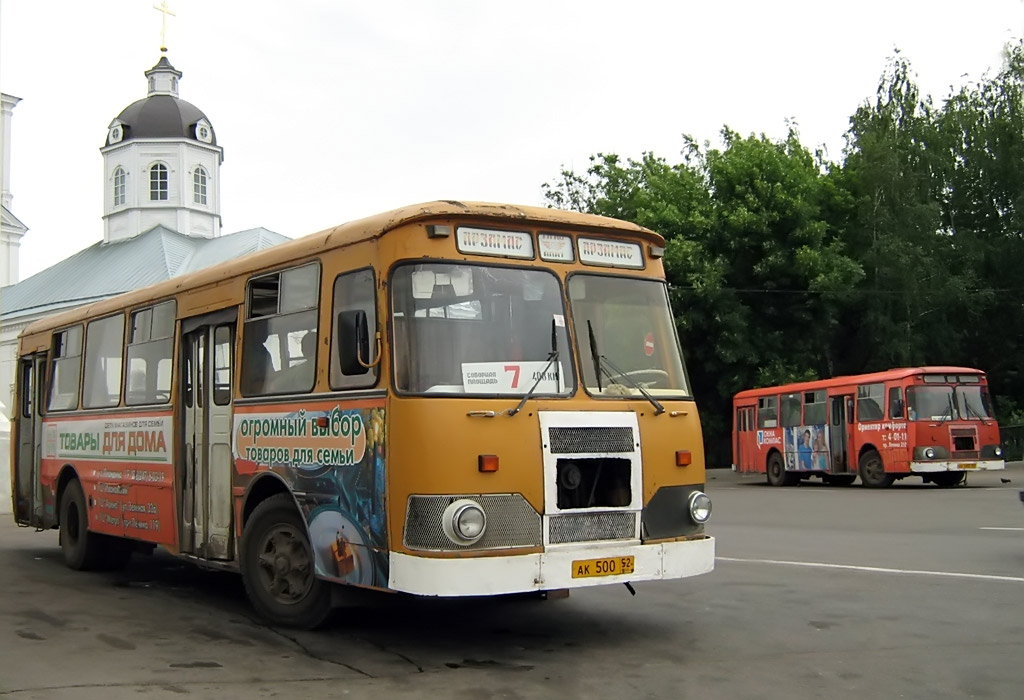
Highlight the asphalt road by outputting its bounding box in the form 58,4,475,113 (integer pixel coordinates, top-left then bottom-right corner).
1,464,1021,699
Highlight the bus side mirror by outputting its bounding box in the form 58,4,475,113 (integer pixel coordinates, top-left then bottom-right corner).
337,310,370,376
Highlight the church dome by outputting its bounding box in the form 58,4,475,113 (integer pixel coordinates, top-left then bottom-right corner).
103,56,216,148
107,95,216,146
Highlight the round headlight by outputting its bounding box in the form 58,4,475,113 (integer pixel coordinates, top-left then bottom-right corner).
688,491,712,524
442,499,487,545
994,446,1003,457
924,447,936,460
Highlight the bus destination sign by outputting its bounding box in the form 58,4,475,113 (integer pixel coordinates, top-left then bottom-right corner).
577,238,644,269
537,233,575,262
456,227,534,259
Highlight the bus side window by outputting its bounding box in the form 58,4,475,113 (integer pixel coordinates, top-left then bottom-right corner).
48,325,83,411
330,268,378,390
82,313,125,409
242,263,320,396
856,383,884,422
126,300,175,405
757,396,778,428
889,386,904,419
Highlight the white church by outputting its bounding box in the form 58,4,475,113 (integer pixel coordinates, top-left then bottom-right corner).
0,54,289,513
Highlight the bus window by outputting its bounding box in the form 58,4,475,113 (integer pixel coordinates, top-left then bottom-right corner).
242,262,320,396
213,325,233,405
956,384,994,420
330,268,378,389
393,263,574,395
804,390,826,425
48,325,83,411
757,396,777,428
889,386,904,419
907,385,955,421
780,393,802,427
856,383,884,422
126,300,175,405
82,314,126,408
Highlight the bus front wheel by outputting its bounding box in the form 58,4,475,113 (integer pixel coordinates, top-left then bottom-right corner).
59,479,104,570
240,493,332,629
766,454,795,487
858,450,894,488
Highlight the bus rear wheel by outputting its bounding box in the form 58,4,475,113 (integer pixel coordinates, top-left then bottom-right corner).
858,450,894,488
240,494,332,629
766,453,795,487
930,472,965,488
59,479,104,570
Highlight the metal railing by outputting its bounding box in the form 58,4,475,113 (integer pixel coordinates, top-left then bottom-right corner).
1001,423,1024,461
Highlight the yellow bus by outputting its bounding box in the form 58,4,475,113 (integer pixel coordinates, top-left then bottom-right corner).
10,201,714,628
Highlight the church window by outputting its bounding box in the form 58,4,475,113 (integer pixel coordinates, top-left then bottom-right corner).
150,163,168,201
193,166,208,205
113,167,126,206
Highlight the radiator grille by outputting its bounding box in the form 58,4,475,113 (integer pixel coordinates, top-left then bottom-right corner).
549,426,635,454
548,512,636,544
404,494,541,551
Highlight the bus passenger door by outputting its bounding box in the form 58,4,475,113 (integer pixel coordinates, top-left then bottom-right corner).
735,406,755,471
181,313,236,560
13,353,46,526
829,395,853,473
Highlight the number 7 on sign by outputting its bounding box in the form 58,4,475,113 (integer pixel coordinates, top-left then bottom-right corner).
504,365,521,388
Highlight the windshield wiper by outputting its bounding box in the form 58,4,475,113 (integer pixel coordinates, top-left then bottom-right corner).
935,394,955,423
586,321,665,416
508,319,559,417
960,394,990,425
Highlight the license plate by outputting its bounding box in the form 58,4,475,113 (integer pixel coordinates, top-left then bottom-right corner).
571,556,635,579
960,463,977,469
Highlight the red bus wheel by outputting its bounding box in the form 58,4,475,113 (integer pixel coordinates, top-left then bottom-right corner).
858,450,894,488
766,453,795,487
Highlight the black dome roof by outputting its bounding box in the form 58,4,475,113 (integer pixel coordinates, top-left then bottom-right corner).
107,95,216,146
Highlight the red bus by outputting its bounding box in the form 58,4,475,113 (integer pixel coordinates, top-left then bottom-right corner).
733,367,1006,488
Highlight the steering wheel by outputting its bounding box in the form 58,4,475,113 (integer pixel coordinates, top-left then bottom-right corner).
608,368,670,387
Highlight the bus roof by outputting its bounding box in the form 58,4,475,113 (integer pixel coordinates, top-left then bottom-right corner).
20,200,661,339
733,366,987,401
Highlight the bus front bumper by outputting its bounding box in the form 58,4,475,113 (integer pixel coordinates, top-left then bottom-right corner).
910,460,1005,472
388,536,715,597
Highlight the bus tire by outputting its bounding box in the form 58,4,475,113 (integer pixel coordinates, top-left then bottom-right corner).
59,479,104,570
930,472,965,488
766,453,795,487
240,494,332,629
858,450,894,488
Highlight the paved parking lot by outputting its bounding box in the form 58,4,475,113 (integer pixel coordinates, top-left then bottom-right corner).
1,464,1021,699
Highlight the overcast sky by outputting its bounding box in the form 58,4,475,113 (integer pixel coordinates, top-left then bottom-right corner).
1,0,1021,279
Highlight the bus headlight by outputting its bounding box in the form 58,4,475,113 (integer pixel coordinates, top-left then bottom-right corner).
994,446,1003,458
924,447,936,460
687,491,712,524
442,499,487,545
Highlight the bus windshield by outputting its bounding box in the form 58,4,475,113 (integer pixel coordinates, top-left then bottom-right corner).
392,263,574,395
567,274,690,397
907,384,994,421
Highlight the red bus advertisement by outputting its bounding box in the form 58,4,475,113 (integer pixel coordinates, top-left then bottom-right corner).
733,367,1006,488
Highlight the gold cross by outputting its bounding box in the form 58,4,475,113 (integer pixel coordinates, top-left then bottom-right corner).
153,1,176,52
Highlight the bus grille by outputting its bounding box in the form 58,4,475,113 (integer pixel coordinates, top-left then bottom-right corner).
548,512,637,544
549,427,635,454
404,494,542,551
